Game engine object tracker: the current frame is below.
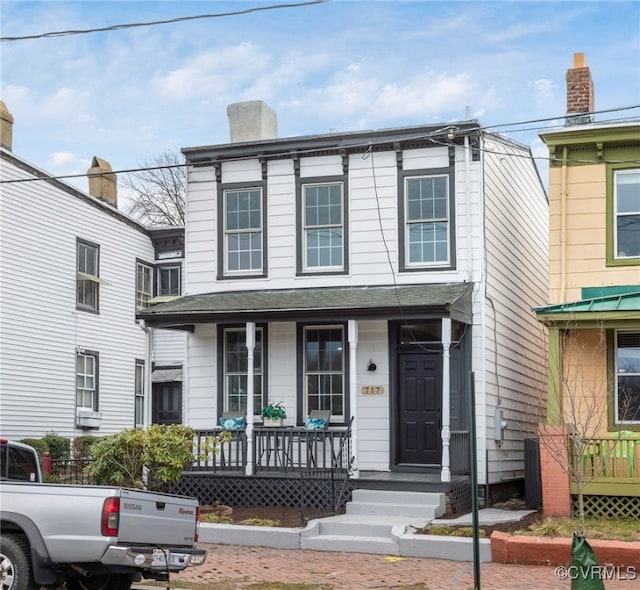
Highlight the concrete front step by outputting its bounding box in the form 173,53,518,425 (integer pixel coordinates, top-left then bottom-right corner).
300,533,400,555
347,489,445,519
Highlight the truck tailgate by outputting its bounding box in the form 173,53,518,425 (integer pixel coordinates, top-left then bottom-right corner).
117,489,197,546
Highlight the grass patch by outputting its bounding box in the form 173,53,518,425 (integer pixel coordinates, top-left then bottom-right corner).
200,513,233,524
518,517,640,542
237,518,281,527
424,524,486,537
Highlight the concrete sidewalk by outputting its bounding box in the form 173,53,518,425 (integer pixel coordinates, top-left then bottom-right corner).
137,543,636,589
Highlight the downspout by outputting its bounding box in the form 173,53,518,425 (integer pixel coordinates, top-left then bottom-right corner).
348,320,359,478
139,320,153,427
245,322,256,476
560,146,568,303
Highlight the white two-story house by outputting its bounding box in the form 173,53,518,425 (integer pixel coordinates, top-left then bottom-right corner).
138,101,549,501
0,100,186,440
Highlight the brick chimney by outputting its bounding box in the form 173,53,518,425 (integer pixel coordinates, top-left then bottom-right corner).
565,52,594,125
0,100,14,151
87,156,117,208
227,100,277,142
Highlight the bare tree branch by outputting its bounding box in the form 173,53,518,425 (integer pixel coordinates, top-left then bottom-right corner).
123,150,185,226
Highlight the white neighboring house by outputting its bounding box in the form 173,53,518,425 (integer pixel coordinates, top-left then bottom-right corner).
0,101,185,439
138,101,549,496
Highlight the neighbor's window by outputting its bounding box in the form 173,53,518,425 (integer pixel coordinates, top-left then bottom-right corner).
303,326,345,419
157,264,181,296
302,182,344,271
616,331,640,424
614,169,640,259
224,188,263,274
77,240,100,311
136,261,153,309
76,351,98,410
135,360,145,427
405,175,450,266
223,327,263,416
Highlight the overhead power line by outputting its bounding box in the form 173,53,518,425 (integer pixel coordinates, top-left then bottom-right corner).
1,106,639,185
0,0,329,42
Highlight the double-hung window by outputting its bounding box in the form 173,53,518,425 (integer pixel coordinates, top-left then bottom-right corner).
401,173,453,269
136,261,153,309
302,182,344,271
157,264,181,297
302,326,345,420
222,327,264,416
615,331,640,424
223,187,263,275
77,240,100,311
76,351,98,410
613,169,640,260
135,360,145,427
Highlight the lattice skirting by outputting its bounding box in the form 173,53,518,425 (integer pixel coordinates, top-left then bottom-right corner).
448,479,472,513
173,473,354,509
572,494,640,519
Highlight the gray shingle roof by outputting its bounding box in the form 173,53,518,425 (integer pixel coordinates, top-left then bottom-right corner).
137,283,473,328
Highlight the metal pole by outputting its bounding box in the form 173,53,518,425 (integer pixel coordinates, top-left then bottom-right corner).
469,370,481,590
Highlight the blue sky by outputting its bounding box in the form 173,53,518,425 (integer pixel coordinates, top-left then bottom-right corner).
2,0,639,200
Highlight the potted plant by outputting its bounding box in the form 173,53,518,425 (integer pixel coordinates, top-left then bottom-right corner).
261,401,286,427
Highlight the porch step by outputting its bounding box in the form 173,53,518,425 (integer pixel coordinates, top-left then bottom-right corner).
346,489,446,520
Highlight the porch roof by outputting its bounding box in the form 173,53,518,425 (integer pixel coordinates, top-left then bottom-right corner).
137,283,473,330
534,290,640,324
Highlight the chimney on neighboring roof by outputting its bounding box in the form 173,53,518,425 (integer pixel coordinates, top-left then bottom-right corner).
565,52,594,125
227,100,277,142
0,100,14,151
87,156,118,208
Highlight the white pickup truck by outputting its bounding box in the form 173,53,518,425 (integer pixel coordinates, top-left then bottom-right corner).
0,438,207,590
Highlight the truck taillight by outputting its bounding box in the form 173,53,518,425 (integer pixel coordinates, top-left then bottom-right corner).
101,497,120,536
195,506,201,542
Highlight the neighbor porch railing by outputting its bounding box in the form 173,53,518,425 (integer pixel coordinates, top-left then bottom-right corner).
191,421,354,475
570,434,640,496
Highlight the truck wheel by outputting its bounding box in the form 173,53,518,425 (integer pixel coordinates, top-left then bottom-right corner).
65,574,132,590
0,534,35,590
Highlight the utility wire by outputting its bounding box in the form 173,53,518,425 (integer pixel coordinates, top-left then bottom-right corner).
0,0,329,42
2,106,639,185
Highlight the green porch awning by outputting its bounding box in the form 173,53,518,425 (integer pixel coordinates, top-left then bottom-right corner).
137,283,473,330
534,290,640,325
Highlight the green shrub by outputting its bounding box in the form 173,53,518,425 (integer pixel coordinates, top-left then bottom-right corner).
73,435,99,459
19,438,48,458
42,432,70,461
86,424,227,492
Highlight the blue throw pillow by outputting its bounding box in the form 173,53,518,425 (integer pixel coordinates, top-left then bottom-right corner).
304,416,326,431
219,416,245,430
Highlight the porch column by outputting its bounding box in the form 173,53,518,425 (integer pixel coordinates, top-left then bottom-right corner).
348,319,359,478
441,318,452,482
245,322,256,476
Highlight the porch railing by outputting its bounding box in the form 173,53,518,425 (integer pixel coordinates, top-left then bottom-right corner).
450,430,470,475
570,434,640,496
191,421,353,475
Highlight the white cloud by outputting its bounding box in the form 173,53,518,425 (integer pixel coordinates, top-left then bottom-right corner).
529,78,556,99
49,152,76,166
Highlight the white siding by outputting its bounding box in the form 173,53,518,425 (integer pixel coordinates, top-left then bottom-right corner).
480,137,548,484
0,154,155,439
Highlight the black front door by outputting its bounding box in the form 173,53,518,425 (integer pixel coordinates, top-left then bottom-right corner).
152,381,182,424
397,353,442,466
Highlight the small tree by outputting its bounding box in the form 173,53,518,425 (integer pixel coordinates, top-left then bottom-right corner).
538,324,633,535
86,424,227,492
123,150,185,226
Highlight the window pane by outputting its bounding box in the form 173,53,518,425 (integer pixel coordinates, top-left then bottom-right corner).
617,332,640,422
617,215,640,258
616,171,640,213
224,328,263,415
158,266,180,296
618,376,640,422
304,327,344,418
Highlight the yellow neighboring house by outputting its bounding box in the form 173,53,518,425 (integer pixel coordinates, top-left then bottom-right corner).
534,54,640,518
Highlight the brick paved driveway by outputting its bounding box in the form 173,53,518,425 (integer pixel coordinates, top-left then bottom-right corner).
152,544,637,589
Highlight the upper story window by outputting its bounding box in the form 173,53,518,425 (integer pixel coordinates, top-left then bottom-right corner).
223,187,264,276
76,239,100,312
301,182,345,272
615,331,640,425
136,261,153,309
157,264,181,297
76,351,98,410
614,169,640,260
404,175,451,267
